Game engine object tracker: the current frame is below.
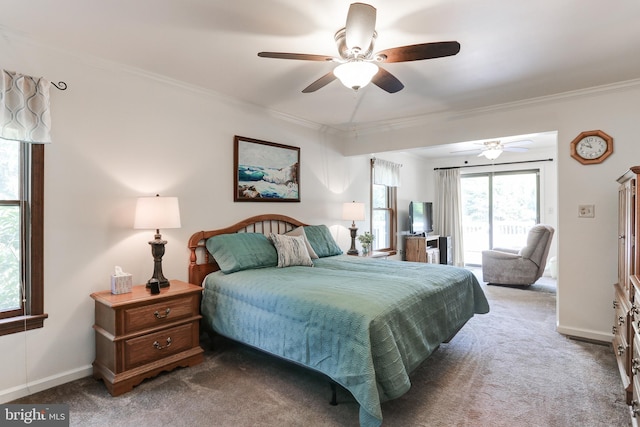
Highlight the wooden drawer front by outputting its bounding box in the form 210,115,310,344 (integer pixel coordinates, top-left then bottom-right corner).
124,295,197,334
124,322,196,370
615,332,630,369
615,303,629,341
633,374,640,424
633,334,640,378
634,282,640,326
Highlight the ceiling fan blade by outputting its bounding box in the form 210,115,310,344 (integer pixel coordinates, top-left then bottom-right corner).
376,41,461,63
503,139,532,146
371,67,404,93
451,148,482,154
258,52,335,61
302,72,338,93
345,3,377,52
503,147,529,152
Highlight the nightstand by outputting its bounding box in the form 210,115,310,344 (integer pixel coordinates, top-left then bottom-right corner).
90,280,204,396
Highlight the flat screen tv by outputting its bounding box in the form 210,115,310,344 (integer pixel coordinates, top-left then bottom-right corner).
409,201,433,235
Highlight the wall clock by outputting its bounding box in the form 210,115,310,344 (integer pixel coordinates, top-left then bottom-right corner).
570,130,613,165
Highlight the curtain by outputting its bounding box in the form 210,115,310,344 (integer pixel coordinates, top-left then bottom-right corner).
373,158,401,187
435,169,465,266
0,70,52,144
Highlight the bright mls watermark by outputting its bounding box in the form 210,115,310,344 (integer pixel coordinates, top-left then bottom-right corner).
1,404,68,426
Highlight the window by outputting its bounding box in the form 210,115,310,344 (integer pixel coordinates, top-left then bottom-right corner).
370,159,398,252
0,140,46,336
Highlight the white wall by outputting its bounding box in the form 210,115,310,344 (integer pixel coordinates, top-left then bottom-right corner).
344,82,640,342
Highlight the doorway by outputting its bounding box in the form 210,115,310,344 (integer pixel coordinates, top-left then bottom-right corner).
461,169,540,265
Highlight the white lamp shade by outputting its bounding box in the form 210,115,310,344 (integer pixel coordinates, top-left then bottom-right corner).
342,202,365,221
481,148,502,160
334,61,379,90
134,196,181,230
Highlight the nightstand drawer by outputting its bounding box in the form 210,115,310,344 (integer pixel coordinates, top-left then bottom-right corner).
124,322,196,370
124,294,198,334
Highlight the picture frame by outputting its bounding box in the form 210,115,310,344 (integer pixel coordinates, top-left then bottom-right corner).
234,135,300,202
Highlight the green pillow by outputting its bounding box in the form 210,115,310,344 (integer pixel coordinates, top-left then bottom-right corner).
207,233,277,274
303,225,343,258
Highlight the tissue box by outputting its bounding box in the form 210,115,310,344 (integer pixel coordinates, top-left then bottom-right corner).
111,274,133,294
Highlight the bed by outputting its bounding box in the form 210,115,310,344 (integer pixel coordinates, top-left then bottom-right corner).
188,214,489,427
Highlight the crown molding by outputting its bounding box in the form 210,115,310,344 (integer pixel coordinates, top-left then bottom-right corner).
349,78,640,136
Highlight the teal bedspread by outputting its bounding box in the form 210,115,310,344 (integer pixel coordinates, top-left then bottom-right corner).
201,255,489,426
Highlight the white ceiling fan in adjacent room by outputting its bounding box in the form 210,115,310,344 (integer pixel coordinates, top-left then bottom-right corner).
452,140,532,160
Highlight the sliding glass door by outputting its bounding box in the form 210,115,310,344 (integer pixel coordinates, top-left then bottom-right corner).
461,170,539,265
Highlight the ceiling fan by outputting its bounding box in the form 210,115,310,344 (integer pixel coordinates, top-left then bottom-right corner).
452,140,532,160
257,2,460,93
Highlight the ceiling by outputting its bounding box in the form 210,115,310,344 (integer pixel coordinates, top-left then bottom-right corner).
2,0,640,139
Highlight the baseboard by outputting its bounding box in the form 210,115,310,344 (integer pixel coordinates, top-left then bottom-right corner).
0,365,93,404
556,325,612,344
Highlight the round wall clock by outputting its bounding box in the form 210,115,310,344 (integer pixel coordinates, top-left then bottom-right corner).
570,130,613,165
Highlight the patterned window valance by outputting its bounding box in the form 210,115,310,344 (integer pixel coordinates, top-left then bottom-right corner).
373,158,401,187
0,70,52,144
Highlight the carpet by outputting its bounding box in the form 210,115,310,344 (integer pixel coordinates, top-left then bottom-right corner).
11,273,629,426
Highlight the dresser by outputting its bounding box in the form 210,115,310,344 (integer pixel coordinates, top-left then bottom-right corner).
91,280,204,396
614,166,640,423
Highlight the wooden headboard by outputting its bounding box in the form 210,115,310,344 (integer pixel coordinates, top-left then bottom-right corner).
187,214,308,286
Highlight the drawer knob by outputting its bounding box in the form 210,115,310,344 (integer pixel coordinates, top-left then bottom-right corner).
154,308,171,319
618,344,626,356
633,400,640,417
153,337,172,350
613,300,619,309
633,358,640,375
612,325,618,335
619,316,625,325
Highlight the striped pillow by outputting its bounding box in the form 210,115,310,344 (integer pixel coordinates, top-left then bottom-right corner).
269,233,314,268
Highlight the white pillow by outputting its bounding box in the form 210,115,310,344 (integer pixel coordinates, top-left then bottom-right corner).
285,226,319,259
269,233,314,268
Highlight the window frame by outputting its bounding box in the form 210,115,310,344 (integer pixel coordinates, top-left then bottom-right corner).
0,143,47,336
460,168,540,265
370,159,398,254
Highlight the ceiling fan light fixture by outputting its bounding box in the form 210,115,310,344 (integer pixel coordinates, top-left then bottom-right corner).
481,148,503,160
334,61,379,91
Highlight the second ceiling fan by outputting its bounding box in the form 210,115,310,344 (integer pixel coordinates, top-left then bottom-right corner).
258,2,461,93
452,140,532,160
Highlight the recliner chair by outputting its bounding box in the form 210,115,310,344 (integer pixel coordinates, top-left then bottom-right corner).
481,224,555,286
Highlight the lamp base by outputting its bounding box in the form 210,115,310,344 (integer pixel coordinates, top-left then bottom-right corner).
147,236,170,288
147,277,170,288
347,226,359,255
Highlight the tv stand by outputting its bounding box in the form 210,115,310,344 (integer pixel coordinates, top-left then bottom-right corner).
405,235,441,263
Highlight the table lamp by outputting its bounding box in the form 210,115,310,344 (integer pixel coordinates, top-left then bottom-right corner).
342,201,365,255
134,194,181,288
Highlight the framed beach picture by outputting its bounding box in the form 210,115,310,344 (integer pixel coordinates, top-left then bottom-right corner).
234,136,300,202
